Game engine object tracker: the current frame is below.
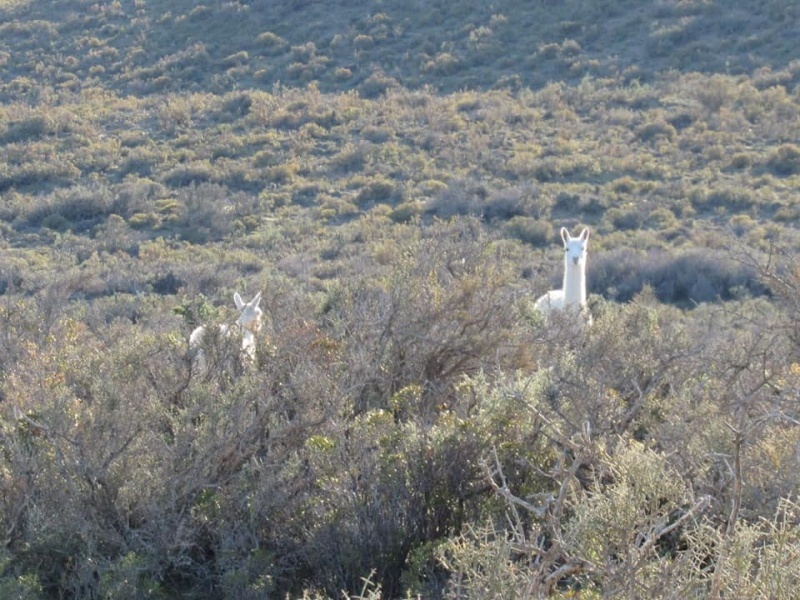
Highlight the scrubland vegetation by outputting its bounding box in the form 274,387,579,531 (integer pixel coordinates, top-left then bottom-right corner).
2,0,800,597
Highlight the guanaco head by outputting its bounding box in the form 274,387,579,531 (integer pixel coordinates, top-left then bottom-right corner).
234,291,263,333
562,227,590,267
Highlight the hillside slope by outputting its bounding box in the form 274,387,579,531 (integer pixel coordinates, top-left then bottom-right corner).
0,1,797,303
2,2,800,598
1,0,799,100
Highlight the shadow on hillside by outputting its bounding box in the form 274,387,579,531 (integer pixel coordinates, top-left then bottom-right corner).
1,0,799,100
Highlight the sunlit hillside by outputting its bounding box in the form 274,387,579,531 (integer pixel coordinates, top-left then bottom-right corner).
1,1,800,598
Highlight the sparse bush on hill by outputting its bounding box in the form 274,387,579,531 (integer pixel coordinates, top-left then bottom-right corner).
424,178,487,220
590,247,768,305
504,215,552,247
767,143,800,175
24,184,115,231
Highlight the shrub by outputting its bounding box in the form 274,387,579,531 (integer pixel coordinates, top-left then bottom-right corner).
0,161,81,194
0,550,42,598
537,42,560,59
162,162,214,188
361,125,392,143
331,143,370,173
1,114,52,143
255,31,287,54
264,163,296,184
334,67,353,80
637,120,677,142
728,152,753,170
322,219,527,415
128,212,159,229
435,297,717,596
773,204,800,222
645,206,678,230
691,186,757,212
505,146,544,179
610,176,637,194
694,74,737,112
174,183,240,243
41,213,70,231
219,92,253,121
25,185,115,231
157,96,193,131
390,201,422,223
222,50,249,67
422,52,460,76
424,179,487,219
589,247,767,305
606,205,644,230
355,179,398,207
767,143,800,176
359,71,399,98
353,34,374,51
118,154,155,178
561,38,582,56
292,182,326,207
504,216,552,246
483,185,538,220
729,213,757,236
290,42,317,62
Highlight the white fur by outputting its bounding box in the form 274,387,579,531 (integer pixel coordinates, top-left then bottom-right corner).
535,227,591,323
189,291,263,373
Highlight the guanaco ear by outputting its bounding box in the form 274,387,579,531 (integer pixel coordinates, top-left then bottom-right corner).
561,227,570,243
579,228,590,241
234,292,245,310
250,292,262,308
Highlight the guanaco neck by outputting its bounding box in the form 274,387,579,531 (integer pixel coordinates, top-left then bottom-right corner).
562,256,587,308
